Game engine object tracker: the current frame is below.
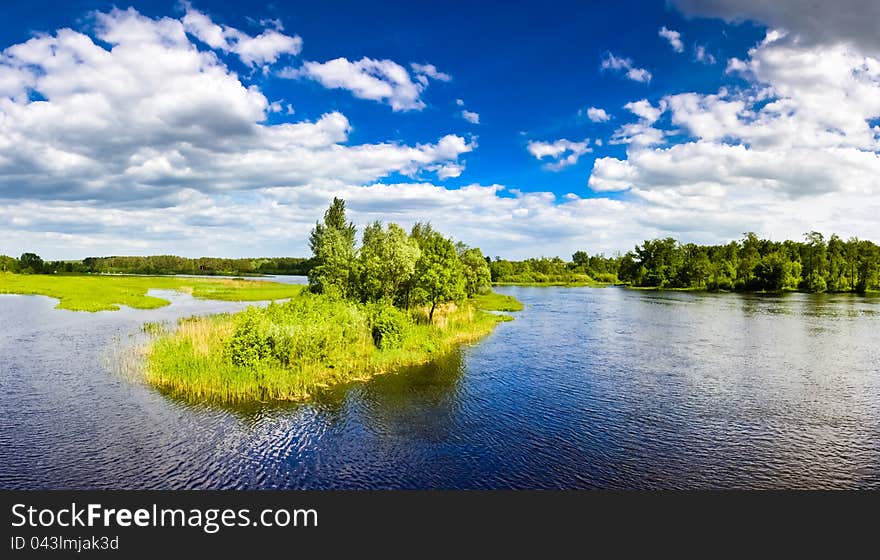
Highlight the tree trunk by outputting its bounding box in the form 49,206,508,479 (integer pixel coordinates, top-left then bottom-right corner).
429,300,436,323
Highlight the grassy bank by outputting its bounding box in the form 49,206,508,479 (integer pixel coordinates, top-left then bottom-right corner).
0,272,303,311
493,281,615,288
471,291,524,311
145,292,519,403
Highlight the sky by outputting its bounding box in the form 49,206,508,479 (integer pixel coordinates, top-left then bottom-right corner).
1,0,880,260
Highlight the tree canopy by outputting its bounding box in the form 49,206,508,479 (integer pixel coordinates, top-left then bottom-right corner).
306,202,489,321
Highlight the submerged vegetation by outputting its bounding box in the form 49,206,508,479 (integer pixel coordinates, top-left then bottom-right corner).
0,273,303,311
144,198,520,403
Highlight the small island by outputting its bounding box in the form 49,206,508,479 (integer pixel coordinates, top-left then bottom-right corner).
143,198,521,403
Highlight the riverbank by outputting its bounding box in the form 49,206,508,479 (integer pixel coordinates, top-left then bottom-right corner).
144,292,519,403
0,272,303,311
493,281,616,288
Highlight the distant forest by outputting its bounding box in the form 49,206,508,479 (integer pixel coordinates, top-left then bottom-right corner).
0,254,310,277
488,232,880,293
3,231,879,293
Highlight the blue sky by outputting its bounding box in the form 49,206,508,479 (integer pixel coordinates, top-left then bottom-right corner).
1,1,879,259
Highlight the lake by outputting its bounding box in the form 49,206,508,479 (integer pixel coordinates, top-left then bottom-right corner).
1,282,879,489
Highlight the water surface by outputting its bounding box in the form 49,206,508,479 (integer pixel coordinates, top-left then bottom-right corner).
1,283,878,489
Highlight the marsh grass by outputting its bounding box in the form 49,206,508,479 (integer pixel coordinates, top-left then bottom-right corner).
0,272,303,311
471,291,525,312
144,293,517,403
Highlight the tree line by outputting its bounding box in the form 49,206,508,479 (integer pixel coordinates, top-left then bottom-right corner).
4,228,879,294
307,198,492,321
487,232,880,293
0,253,310,276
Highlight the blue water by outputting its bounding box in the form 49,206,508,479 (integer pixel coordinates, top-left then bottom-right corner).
1,283,879,489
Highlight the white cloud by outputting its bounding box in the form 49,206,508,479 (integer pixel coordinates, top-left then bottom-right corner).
5,5,880,261
585,106,611,122
589,29,880,246
0,8,473,207
694,44,717,64
527,139,592,171
659,26,684,53
601,52,652,83
461,110,480,124
610,99,667,147
410,62,452,84
287,57,447,111
182,4,301,67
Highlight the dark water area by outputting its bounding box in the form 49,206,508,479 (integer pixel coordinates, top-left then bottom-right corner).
1,282,879,489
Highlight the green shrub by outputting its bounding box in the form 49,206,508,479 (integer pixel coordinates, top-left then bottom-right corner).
228,308,274,368
368,304,412,349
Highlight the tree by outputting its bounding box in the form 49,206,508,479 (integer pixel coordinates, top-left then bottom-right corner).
802,231,827,292
460,247,492,297
358,222,421,304
19,253,44,274
0,255,19,272
571,251,589,268
308,198,357,297
413,232,465,322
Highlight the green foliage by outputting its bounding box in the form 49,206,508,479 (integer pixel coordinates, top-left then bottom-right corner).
490,254,615,285
358,222,421,304
620,232,880,293
18,253,44,274
412,231,466,321
146,293,515,403
368,304,412,349
471,291,524,312
229,297,368,368
460,247,492,297
308,197,358,297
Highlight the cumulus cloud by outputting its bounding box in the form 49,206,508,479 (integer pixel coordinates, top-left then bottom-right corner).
461,110,480,124
693,44,716,64
410,62,452,84
610,100,667,147
287,57,448,111
0,182,661,260
584,106,611,122
0,7,472,207
601,52,652,83
589,27,880,245
182,4,302,67
527,139,592,171
659,26,684,53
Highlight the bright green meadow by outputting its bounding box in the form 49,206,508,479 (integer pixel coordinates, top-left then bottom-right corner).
0,272,303,311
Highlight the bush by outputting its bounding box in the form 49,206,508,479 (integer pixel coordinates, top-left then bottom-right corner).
228,308,274,368
368,304,412,350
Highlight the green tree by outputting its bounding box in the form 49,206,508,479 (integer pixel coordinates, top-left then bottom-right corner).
358,222,421,304
413,232,466,322
571,251,589,268
0,255,19,272
19,253,44,274
460,247,492,297
308,198,357,297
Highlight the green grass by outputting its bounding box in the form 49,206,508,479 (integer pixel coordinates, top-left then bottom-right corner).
0,272,303,311
144,293,521,403
472,291,524,311
493,281,614,288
